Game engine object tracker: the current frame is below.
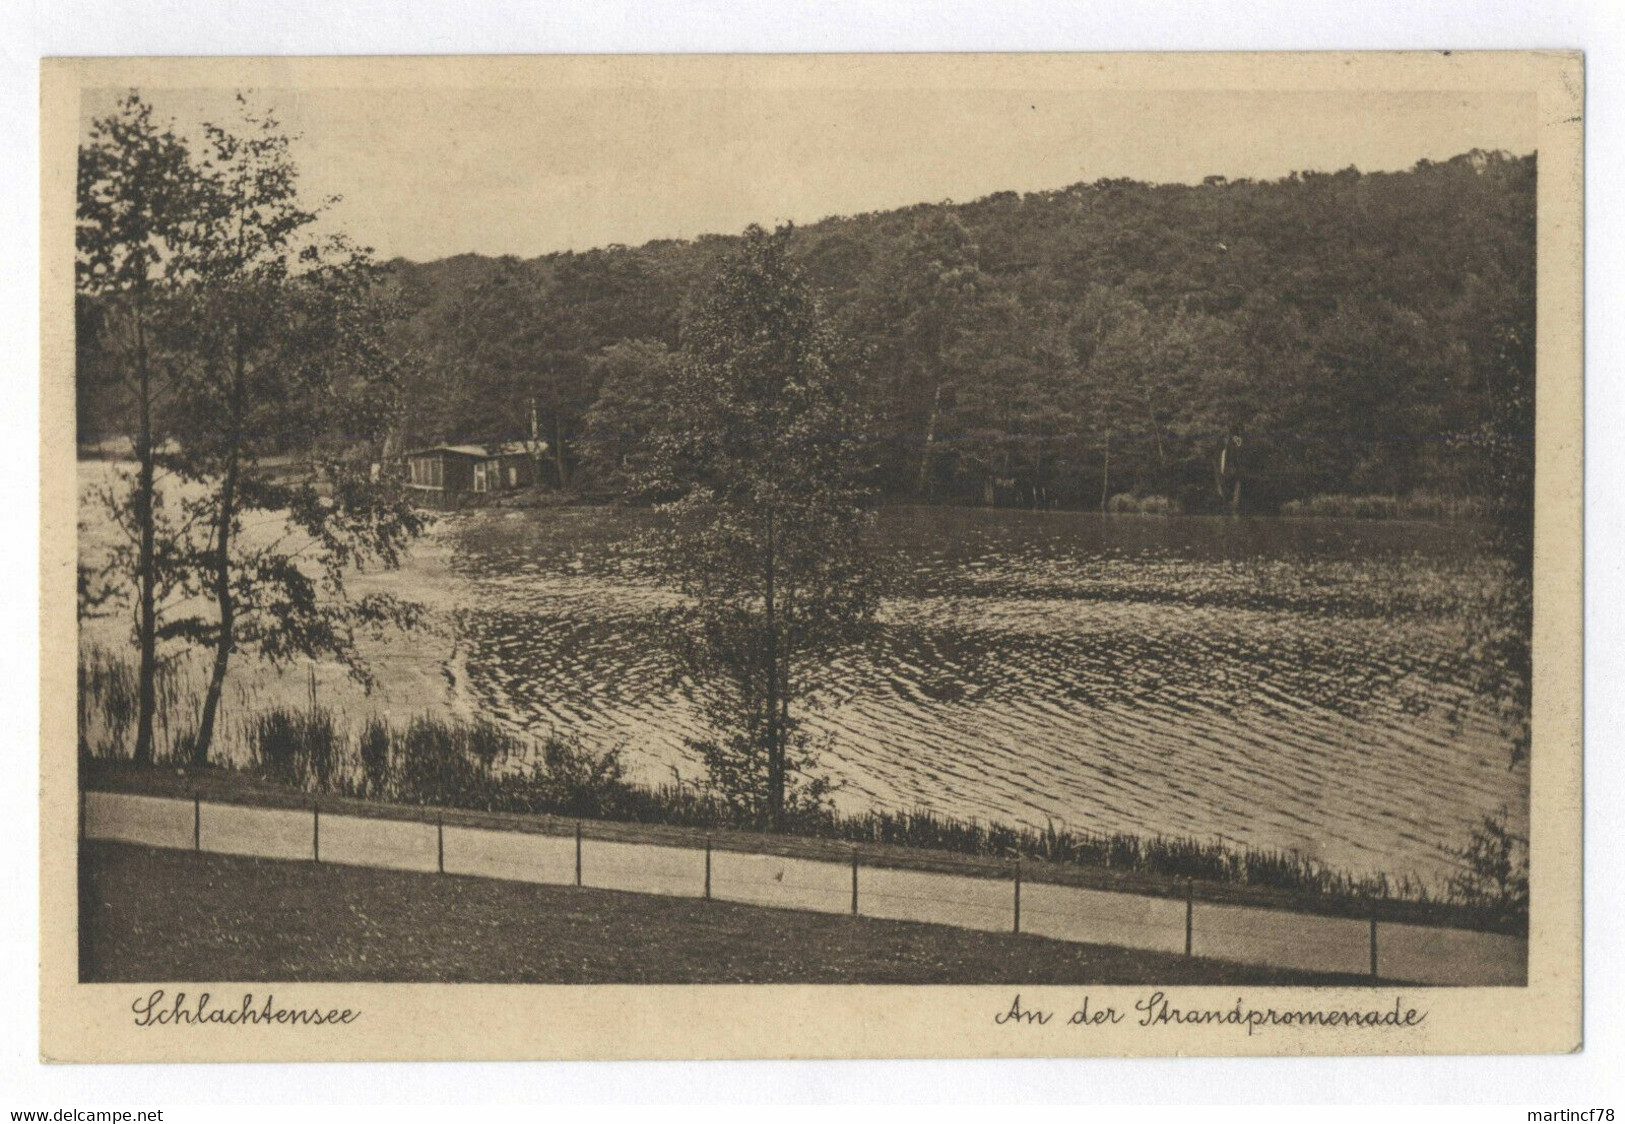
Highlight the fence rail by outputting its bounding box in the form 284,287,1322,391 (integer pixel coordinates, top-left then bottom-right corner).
81,790,1526,986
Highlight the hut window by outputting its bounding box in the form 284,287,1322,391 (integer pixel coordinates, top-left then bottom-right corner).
409,457,443,489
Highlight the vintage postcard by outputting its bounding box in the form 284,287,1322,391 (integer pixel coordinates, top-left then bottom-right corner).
40,51,1582,1062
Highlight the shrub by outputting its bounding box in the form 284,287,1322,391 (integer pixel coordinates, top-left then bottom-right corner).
250,705,343,792
77,645,202,764
250,707,305,786
78,647,140,759
531,735,628,817
1280,493,1491,521
1106,492,1182,516
358,716,394,798
464,715,524,769
396,716,491,807
305,709,341,792
376,716,644,818
1446,808,1529,925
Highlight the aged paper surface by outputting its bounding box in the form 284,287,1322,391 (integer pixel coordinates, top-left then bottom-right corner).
41,51,1582,1062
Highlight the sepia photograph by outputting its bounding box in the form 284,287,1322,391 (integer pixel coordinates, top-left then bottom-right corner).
37,50,1584,1063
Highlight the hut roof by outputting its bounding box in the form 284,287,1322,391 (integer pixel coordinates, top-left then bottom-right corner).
404,442,541,459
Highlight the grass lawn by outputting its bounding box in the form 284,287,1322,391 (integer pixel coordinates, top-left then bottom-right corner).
80,841,1370,985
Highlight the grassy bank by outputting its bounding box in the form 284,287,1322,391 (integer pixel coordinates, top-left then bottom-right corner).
79,841,1374,984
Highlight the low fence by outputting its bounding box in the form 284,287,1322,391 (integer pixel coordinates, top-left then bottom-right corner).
82,791,1526,986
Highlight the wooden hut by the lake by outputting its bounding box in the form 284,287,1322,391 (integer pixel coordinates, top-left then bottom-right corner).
402,442,540,507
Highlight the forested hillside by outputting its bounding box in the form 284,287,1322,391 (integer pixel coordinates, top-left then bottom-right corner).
85,149,1536,514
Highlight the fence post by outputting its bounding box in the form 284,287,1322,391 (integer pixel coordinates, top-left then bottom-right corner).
1369,910,1379,981
850,850,859,916
436,814,445,875
1013,856,1022,934
193,792,201,853
575,821,583,887
313,801,321,863
1185,879,1194,957
704,836,712,900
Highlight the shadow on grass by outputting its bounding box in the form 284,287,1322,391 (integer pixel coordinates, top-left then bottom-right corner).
80,840,1378,986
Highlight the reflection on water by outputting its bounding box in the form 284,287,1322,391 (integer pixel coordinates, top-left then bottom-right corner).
418,505,1526,884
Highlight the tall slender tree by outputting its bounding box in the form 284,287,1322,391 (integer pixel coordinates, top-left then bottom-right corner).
77,94,208,764
645,225,880,830
1458,265,1536,765
166,98,425,766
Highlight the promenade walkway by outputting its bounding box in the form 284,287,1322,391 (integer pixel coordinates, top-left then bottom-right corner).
83,790,1525,986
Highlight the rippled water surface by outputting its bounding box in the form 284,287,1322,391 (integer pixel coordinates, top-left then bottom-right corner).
408,505,1527,885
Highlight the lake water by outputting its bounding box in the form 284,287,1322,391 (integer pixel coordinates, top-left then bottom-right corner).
75,457,1526,887
424,504,1527,886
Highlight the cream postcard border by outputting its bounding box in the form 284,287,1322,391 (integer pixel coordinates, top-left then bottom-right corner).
38,50,1584,1063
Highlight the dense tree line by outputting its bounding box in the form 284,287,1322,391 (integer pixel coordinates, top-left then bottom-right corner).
333,149,1535,514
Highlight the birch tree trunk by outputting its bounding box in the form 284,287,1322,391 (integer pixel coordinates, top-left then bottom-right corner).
132,307,158,766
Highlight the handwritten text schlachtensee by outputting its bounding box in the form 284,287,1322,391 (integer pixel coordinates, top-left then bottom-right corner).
131,990,360,1028
995,992,1427,1036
